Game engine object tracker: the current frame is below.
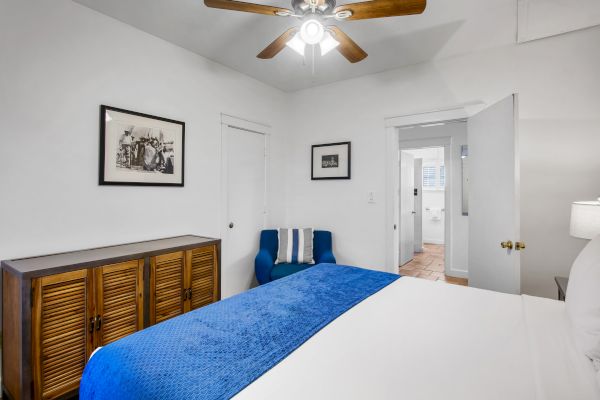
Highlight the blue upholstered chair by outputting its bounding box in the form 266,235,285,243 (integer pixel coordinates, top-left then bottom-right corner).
255,230,336,285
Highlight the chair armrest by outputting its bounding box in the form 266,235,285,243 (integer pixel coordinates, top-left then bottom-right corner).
255,249,275,285
315,250,336,265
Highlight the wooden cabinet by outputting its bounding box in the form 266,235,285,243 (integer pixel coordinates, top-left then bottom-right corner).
31,270,94,400
30,260,144,400
93,260,144,346
187,245,219,311
2,235,220,400
149,245,219,324
150,251,186,324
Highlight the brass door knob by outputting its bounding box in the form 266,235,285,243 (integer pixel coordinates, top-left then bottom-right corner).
515,241,526,251
501,240,513,250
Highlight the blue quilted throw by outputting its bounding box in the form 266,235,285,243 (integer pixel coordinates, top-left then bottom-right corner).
80,263,399,400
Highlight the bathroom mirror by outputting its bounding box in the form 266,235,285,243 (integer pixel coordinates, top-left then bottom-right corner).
461,145,469,216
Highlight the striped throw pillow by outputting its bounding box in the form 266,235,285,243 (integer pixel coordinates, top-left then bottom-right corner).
276,228,314,264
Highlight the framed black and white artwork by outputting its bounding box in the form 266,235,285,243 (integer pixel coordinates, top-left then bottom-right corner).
311,142,351,180
99,105,185,186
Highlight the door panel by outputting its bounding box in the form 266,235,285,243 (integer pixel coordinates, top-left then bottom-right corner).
95,260,144,345
186,246,219,312
399,151,415,266
468,94,520,294
224,126,266,297
32,269,94,400
150,251,185,324
414,158,423,253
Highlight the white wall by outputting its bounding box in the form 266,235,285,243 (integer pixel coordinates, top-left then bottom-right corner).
286,26,600,298
0,0,289,294
518,0,600,43
2,1,599,302
422,192,445,244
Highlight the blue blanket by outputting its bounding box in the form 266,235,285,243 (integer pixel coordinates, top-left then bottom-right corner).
80,263,399,400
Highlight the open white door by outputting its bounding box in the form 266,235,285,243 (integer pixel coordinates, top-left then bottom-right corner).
414,158,423,253
399,151,415,266
468,95,520,294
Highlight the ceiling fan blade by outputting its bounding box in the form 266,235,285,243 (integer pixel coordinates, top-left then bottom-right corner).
329,26,367,63
204,0,292,16
334,0,426,20
257,28,299,59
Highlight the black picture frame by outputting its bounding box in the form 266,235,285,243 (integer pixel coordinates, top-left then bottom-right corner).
99,105,185,187
311,141,351,180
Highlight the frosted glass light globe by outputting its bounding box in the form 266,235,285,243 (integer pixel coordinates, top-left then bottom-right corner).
300,19,324,45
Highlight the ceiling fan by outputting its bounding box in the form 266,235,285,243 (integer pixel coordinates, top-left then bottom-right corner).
204,0,427,63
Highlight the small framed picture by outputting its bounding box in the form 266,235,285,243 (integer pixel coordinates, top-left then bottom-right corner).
99,105,185,186
311,142,351,180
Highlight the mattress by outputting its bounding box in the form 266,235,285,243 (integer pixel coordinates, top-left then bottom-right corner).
234,277,600,400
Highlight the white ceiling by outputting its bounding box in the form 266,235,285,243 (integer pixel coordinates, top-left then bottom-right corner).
73,0,518,92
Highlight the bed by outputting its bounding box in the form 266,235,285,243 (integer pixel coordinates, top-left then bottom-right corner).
80,263,600,400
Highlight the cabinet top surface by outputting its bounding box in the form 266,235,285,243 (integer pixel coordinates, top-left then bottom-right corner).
2,235,219,276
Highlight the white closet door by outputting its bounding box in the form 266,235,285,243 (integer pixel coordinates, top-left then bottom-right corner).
223,125,266,297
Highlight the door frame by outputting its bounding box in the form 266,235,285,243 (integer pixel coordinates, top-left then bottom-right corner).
384,102,488,275
220,113,271,240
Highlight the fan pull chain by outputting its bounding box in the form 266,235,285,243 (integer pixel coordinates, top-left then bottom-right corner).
312,44,315,75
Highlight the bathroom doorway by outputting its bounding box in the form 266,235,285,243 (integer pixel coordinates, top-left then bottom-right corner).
399,147,451,282
395,121,469,286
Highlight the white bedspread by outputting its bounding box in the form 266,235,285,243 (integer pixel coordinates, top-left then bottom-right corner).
234,277,600,399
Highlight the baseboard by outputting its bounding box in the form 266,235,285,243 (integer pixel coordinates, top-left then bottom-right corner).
423,239,445,245
446,268,468,279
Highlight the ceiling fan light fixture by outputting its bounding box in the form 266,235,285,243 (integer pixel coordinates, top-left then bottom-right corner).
300,19,324,45
319,31,339,55
286,33,306,56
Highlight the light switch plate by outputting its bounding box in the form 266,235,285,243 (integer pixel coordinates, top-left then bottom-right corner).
368,191,376,204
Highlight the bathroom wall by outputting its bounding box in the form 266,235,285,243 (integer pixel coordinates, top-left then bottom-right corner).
404,148,446,245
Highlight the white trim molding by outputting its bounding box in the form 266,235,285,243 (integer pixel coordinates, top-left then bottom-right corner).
221,113,271,135
384,104,483,277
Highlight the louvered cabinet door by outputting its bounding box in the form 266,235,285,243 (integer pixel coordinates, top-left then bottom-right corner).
95,260,144,346
186,245,219,311
32,269,94,400
150,251,186,324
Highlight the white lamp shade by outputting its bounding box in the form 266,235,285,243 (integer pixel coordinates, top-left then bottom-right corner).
570,200,600,239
